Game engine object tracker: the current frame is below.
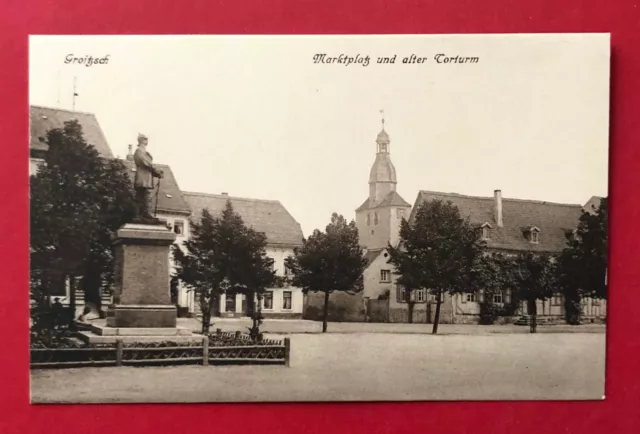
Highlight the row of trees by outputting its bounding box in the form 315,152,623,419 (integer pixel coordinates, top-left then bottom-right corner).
386,198,608,333
173,211,367,335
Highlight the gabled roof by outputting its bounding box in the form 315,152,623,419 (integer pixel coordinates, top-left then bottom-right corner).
30,105,114,158
411,190,585,253
356,191,412,211
365,249,384,265
183,192,304,247
121,160,191,215
583,196,605,214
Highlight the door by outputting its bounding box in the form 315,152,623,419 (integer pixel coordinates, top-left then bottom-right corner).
225,293,236,313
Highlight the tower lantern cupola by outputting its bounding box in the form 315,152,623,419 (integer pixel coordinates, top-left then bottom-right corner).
377,129,390,153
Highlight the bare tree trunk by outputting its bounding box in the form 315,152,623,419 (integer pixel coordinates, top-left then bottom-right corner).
408,300,415,324
564,290,581,325
201,292,213,335
68,276,76,328
432,289,443,334
529,298,538,333
322,291,330,333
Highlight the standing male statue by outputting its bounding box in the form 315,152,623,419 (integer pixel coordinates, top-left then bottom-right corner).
133,133,164,220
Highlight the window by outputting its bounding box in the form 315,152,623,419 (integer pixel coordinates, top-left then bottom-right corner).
482,227,490,240
366,213,371,226
429,292,445,303
380,269,391,282
552,294,562,306
282,291,292,310
284,265,291,277
466,293,476,303
415,289,426,303
374,211,379,225
173,219,185,235
593,298,601,306
397,209,404,219
263,292,273,310
493,292,503,304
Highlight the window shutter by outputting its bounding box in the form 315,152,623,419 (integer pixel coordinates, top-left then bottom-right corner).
504,289,511,304
461,293,467,304
478,289,485,303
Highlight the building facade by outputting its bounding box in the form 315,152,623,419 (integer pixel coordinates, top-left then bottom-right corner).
408,190,607,324
183,192,305,319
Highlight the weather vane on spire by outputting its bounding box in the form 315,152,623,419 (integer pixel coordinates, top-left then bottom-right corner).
379,109,385,130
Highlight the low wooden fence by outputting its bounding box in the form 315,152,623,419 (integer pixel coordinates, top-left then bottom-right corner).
30,330,290,369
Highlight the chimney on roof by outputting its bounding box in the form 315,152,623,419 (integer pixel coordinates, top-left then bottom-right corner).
125,144,134,161
494,190,504,227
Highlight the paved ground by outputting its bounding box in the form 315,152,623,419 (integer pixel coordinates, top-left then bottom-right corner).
183,317,607,335
30,330,606,403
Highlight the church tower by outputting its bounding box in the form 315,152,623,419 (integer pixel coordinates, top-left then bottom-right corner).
355,116,411,251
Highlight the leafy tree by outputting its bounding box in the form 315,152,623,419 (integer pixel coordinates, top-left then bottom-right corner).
389,200,485,334
556,198,608,324
285,213,367,333
511,252,556,333
387,219,424,324
30,120,136,325
172,201,275,335
470,253,518,324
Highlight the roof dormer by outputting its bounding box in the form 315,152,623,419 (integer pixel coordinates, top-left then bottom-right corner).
480,222,492,240
523,226,540,244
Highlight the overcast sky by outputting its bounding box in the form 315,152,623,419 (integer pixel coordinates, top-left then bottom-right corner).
29,34,610,236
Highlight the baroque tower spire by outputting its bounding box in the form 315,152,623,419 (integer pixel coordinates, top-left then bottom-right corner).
369,112,397,205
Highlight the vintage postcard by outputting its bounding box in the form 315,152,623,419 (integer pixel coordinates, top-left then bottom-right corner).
28,34,609,403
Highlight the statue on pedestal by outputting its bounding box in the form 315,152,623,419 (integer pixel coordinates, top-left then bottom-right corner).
133,133,164,223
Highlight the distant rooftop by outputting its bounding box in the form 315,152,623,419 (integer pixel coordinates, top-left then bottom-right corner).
183,192,304,247
30,105,114,158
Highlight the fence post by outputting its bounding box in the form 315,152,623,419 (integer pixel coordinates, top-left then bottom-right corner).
116,339,123,367
284,337,291,367
202,335,209,366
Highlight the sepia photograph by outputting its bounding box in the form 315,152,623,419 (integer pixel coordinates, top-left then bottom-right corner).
28,34,609,403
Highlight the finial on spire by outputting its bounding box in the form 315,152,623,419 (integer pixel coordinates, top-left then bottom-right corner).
379,109,385,130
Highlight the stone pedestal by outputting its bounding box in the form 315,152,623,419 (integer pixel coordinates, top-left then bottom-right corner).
106,223,177,328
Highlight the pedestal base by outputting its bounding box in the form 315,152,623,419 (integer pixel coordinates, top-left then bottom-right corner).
76,320,203,345
106,304,177,328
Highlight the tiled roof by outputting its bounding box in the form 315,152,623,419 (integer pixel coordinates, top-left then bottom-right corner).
356,191,411,211
365,249,384,265
183,192,304,247
30,105,114,158
411,190,585,253
121,160,191,215
583,196,605,214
